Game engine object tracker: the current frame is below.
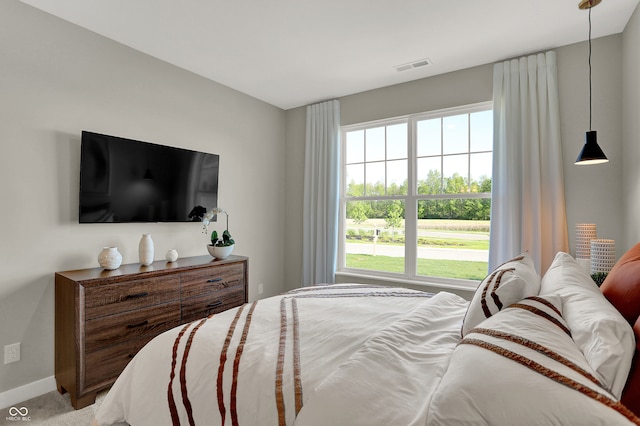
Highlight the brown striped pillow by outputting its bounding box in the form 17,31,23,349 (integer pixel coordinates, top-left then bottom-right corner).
428,296,640,425
461,253,540,337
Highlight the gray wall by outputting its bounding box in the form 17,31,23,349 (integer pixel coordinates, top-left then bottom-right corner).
284,35,630,292
558,36,624,256
623,4,640,249
0,1,286,396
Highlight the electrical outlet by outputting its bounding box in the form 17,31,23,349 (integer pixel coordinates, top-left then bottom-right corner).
257,283,264,295
4,342,21,364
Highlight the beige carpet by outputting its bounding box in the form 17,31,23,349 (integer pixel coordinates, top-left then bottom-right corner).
1,389,108,426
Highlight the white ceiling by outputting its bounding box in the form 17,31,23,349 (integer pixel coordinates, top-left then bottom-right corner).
18,0,640,110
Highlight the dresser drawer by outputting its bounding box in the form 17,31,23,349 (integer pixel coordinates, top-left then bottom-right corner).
181,263,244,300
85,301,181,352
84,275,180,320
182,286,245,323
84,335,158,390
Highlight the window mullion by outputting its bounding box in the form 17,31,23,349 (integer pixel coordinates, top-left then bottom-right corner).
338,128,348,270
405,119,417,278
467,113,472,194
440,117,444,194
405,198,417,279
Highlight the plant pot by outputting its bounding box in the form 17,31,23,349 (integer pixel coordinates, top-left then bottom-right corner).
207,244,234,260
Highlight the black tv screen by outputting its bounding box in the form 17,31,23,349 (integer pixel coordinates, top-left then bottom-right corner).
79,131,219,223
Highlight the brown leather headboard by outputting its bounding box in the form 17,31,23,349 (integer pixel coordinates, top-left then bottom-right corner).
601,242,640,416
622,317,640,414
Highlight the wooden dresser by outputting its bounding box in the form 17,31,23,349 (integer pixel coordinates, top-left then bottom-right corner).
55,254,248,409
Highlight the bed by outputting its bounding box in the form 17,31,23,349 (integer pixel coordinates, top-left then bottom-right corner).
93,244,640,425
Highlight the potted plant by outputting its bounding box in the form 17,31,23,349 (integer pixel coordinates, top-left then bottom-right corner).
202,208,235,259
591,272,608,287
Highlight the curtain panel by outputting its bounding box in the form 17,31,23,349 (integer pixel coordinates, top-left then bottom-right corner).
489,51,569,274
302,99,341,286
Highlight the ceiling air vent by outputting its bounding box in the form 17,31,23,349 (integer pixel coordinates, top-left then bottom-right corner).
394,58,432,72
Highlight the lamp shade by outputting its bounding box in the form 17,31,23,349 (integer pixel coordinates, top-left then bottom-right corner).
579,0,602,9
575,131,608,165
575,223,597,259
590,239,616,274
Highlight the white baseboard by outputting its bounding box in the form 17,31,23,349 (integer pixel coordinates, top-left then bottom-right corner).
0,376,57,410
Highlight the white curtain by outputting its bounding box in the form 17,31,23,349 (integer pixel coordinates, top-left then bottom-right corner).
302,99,340,286
489,51,569,274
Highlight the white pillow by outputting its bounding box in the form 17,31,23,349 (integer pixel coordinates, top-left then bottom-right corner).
540,251,634,399
461,253,540,336
428,296,639,425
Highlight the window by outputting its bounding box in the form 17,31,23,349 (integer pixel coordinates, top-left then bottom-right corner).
339,102,492,288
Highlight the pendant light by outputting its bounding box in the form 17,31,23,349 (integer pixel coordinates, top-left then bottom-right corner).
575,0,609,165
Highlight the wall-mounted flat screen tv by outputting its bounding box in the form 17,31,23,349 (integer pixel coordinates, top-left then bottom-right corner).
79,131,219,223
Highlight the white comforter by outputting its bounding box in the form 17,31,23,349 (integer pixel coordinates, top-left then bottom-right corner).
94,284,640,426
94,285,464,426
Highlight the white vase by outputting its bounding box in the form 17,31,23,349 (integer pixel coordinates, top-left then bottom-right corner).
98,247,122,270
165,249,179,262
139,233,154,266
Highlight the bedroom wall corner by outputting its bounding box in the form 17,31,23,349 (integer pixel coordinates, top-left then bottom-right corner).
283,106,306,292
622,2,640,250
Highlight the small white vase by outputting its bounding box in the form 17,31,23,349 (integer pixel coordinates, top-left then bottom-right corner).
165,249,179,262
98,247,122,270
138,233,154,266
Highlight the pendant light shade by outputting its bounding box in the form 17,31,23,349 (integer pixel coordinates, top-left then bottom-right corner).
575,0,609,166
576,131,608,165
579,0,601,9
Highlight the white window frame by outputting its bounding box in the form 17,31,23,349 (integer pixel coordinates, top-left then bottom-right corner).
337,101,493,291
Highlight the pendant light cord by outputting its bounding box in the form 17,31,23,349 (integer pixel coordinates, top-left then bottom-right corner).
588,6,592,131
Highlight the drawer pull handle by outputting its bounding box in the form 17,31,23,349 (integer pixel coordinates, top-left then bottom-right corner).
207,278,223,283
127,320,149,329
207,301,223,308
125,292,149,299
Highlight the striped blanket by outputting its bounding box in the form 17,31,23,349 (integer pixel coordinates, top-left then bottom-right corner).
94,284,640,426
